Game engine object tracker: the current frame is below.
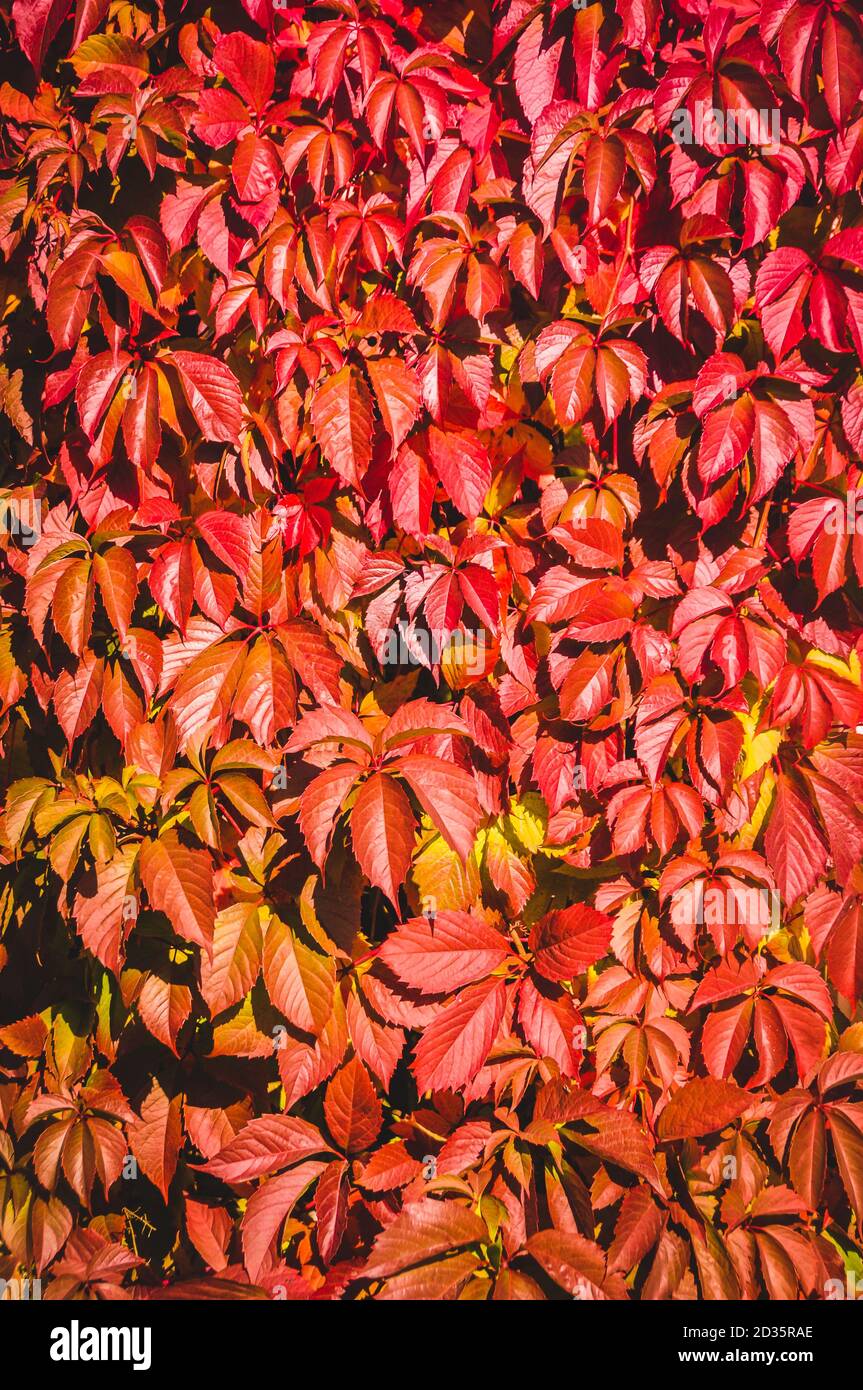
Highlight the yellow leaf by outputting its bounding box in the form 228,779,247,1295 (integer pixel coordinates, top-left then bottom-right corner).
733,764,776,850
505,793,547,853
412,819,481,912
100,248,155,314
839,1023,863,1052
805,648,861,684
736,709,781,779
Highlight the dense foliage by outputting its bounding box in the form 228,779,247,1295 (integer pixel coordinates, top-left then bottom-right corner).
1,0,863,1301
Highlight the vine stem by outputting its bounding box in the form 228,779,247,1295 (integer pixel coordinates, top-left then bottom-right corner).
603,197,636,329
406,1116,447,1145
754,498,771,549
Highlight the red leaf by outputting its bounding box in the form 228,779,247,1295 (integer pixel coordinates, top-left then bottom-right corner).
139,832,215,956
128,1079,182,1203
350,772,415,908
323,1058,383,1154
764,774,828,906
93,547,137,640
530,904,613,980
363,1197,486,1278
200,1115,333,1182
262,914,335,1036
195,511,250,579
214,32,275,113
427,428,491,521
583,134,625,225
12,0,72,73
378,910,512,994
394,753,481,862
312,365,374,489
53,652,104,746
171,352,244,444
314,1158,349,1264
527,1229,628,1299
658,1078,751,1140
411,976,507,1093
242,1162,328,1283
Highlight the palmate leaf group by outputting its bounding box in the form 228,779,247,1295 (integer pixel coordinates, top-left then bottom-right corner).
0,0,863,1301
